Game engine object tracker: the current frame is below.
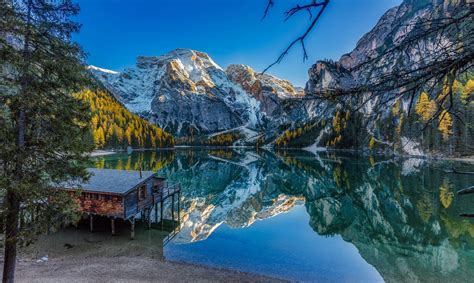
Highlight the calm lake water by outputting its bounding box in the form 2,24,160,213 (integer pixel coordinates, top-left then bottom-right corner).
91,149,474,282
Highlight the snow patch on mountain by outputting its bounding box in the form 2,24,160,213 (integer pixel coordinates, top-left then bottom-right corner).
87,65,119,75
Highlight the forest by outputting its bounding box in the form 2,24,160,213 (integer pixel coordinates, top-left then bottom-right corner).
75,89,174,149
274,76,474,153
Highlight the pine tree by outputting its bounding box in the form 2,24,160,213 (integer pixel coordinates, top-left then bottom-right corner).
0,1,92,281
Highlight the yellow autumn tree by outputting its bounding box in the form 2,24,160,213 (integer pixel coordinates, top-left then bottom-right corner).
332,111,341,133
93,127,105,148
369,136,376,149
439,181,454,209
125,127,133,145
452,79,460,93
416,92,437,122
75,89,174,149
392,99,401,115
438,110,453,140
91,114,99,129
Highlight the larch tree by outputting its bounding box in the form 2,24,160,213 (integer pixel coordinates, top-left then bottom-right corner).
0,1,92,282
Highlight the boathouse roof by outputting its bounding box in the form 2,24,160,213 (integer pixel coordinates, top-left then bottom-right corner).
61,168,156,195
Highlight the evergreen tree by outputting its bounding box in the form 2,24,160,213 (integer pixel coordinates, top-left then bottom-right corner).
0,1,92,281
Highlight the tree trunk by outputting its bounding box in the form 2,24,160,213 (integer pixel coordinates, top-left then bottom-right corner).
3,107,26,283
3,0,32,280
2,191,20,283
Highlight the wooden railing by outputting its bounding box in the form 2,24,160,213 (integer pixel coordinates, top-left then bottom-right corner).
138,196,154,211
153,184,181,203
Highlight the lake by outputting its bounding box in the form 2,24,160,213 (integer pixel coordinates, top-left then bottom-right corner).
90,148,474,282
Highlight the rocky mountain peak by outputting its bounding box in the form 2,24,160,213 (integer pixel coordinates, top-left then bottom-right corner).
227,64,303,98
226,64,304,116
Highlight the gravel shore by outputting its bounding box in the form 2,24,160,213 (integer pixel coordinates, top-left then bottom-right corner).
7,223,286,282
14,256,285,282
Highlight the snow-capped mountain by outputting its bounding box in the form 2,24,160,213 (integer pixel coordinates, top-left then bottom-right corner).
89,49,303,137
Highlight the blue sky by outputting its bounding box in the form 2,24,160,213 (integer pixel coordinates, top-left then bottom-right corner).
75,0,401,87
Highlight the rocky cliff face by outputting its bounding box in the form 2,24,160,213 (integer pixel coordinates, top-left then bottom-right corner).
226,64,304,116
303,0,473,157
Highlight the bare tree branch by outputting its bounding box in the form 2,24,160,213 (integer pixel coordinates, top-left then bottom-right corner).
262,0,329,73
261,0,274,20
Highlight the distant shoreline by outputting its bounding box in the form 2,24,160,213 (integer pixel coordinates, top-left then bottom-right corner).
89,150,118,157
89,147,474,164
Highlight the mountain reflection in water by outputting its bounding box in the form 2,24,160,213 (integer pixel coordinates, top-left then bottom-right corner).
92,149,474,282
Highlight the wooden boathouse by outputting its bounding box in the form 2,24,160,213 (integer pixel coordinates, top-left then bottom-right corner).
61,168,181,239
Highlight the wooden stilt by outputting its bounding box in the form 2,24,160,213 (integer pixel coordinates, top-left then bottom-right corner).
177,192,180,221
19,209,23,230
171,194,175,220
148,209,152,229
111,218,115,235
89,214,94,232
160,199,164,230
130,217,135,240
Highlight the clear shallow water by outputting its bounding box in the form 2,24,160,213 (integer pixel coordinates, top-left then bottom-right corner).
91,149,474,282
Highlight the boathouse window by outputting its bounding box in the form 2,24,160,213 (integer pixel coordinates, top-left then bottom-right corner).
138,185,147,200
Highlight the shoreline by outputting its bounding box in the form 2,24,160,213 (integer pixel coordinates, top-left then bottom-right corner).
90,147,474,164
12,256,286,282
88,150,120,157
7,225,287,282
